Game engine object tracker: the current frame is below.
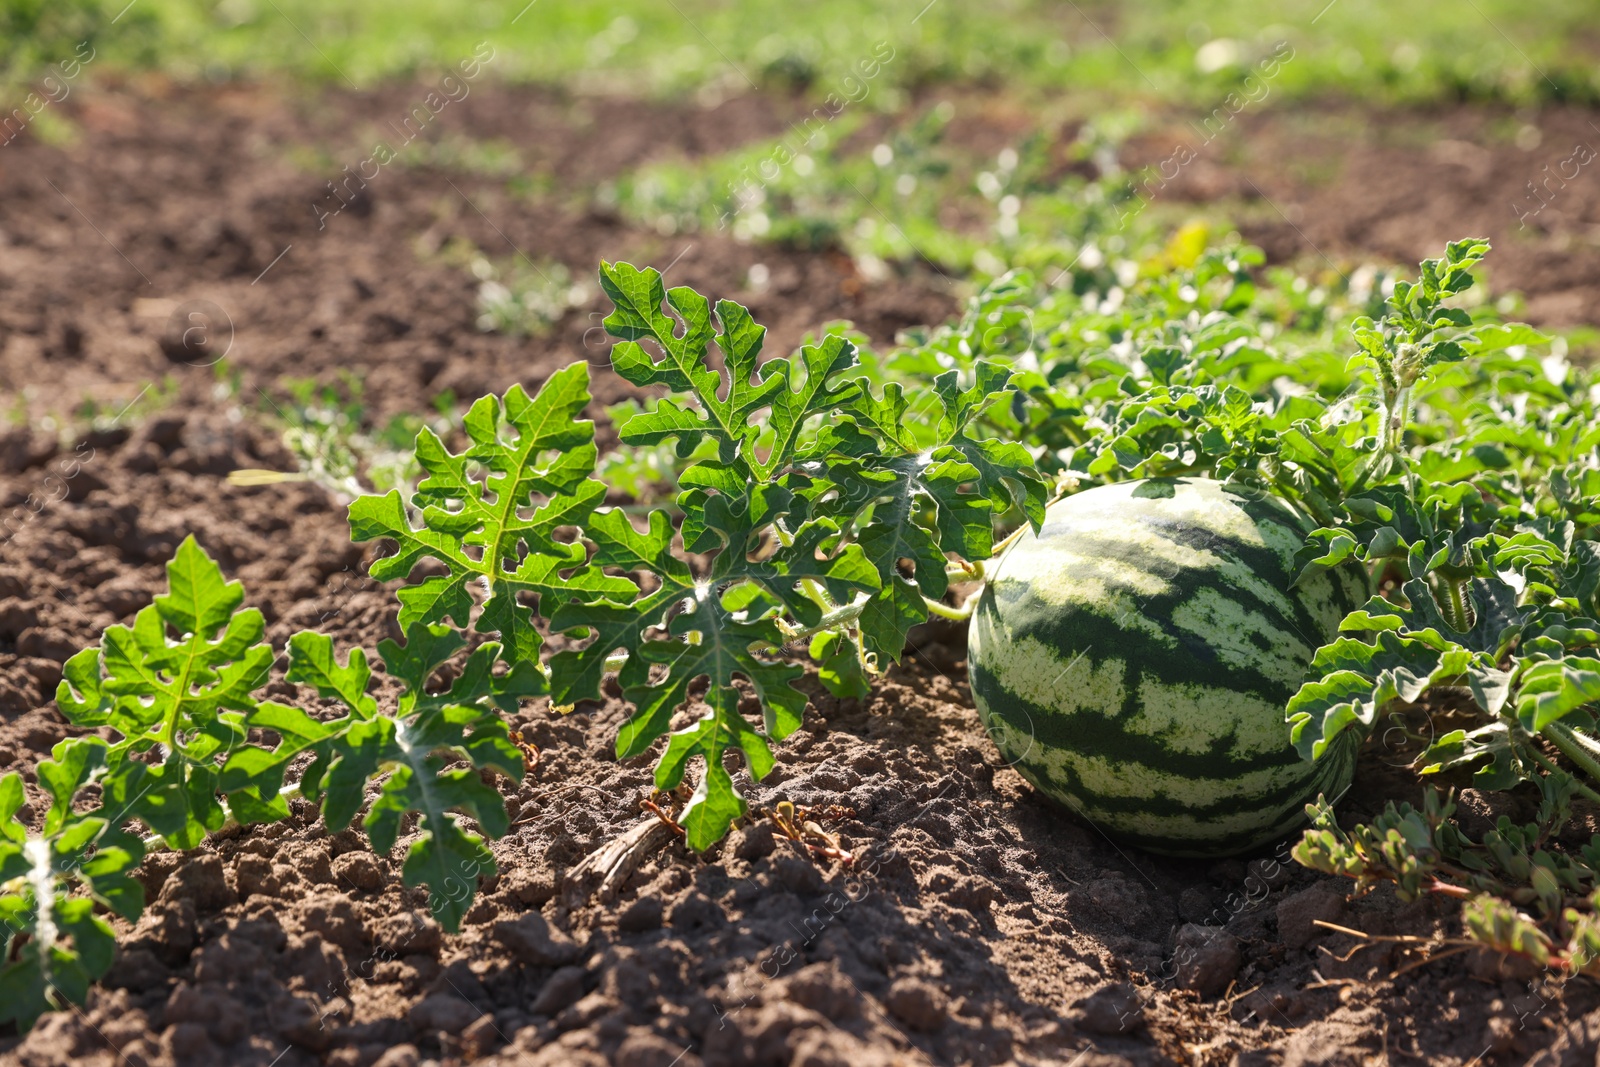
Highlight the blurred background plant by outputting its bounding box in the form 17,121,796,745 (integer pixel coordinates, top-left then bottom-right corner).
6,0,1593,106
230,374,454,499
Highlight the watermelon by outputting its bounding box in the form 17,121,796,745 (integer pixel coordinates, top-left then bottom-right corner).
968,477,1366,857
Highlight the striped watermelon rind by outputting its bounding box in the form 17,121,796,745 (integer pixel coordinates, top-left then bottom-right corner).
969,477,1366,857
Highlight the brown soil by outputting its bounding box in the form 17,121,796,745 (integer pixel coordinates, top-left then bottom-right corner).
1121,103,1600,329
3,81,1600,1067
0,77,956,429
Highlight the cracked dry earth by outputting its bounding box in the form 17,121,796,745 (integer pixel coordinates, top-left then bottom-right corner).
4,79,1600,1067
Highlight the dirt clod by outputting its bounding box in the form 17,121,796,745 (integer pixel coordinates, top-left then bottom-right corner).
530,964,591,1016
497,912,583,967
163,1020,214,1062
617,895,664,932
884,977,948,1032
1072,981,1145,1036
331,851,387,891
370,911,443,956
784,962,861,1022
158,853,234,913
772,855,825,896
614,1030,694,1067
1277,1008,1385,1066
1276,886,1347,950
667,891,725,930
734,821,778,860
131,897,198,966
1173,924,1243,998
371,1045,421,1067
409,993,480,1035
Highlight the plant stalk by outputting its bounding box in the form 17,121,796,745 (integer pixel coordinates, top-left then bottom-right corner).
986,523,1031,562
1436,575,1474,633
599,593,883,677
1540,721,1600,803
923,587,984,622
1386,384,1411,453
1527,743,1600,807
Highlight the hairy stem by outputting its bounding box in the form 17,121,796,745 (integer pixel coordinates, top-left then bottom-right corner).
23,838,58,959
782,595,875,643
1386,384,1411,453
1540,721,1600,802
1527,744,1600,807
797,577,838,615
1436,575,1474,633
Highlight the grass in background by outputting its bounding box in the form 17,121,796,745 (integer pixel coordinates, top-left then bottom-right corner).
4,0,1598,107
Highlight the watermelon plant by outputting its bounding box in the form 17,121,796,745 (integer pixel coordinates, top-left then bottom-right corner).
2,538,531,1028
899,237,1600,966
0,260,1049,1029
345,262,1048,849
335,240,1600,901
9,236,1600,1031
563,235,1599,963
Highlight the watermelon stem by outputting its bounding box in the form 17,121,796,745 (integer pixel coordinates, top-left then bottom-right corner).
980,514,1041,568
1384,384,1413,452
1264,464,1339,530
946,560,983,580
1526,744,1600,807
923,587,983,622
1435,574,1475,633
1539,721,1600,804
776,593,874,644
